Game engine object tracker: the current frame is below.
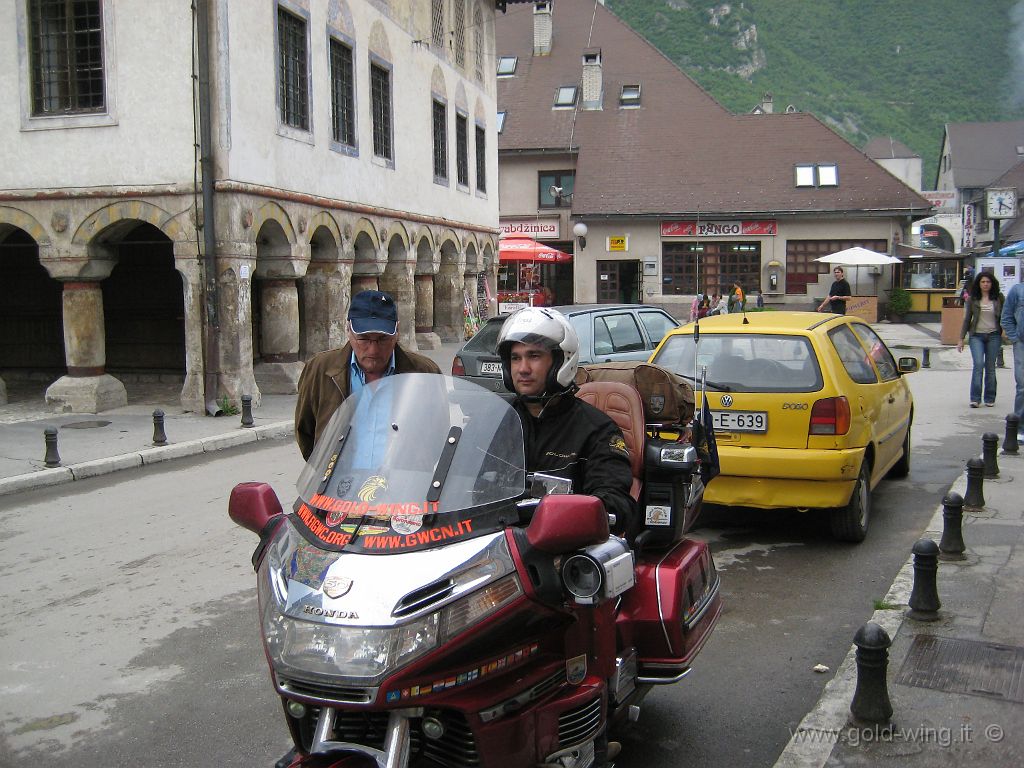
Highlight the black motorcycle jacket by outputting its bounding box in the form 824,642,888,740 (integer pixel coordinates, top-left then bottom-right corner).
512,391,637,533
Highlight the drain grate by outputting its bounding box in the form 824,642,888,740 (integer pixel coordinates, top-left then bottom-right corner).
895,635,1024,703
62,420,112,430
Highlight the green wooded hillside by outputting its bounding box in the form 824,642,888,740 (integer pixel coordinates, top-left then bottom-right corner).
606,0,1024,186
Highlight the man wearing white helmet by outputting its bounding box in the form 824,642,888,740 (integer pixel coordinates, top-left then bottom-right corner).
496,307,636,533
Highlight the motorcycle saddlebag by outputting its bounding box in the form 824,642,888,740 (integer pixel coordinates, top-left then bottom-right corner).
576,362,695,427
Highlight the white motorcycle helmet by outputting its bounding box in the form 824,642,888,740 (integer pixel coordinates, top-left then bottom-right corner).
496,307,580,397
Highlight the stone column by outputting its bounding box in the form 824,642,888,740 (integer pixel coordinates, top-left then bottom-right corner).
175,241,205,413
214,255,260,410
254,278,303,394
45,280,128,412
414,273,441,349
302,262,352,358
380,261,416,350
352,275,379,294
433,261,464,342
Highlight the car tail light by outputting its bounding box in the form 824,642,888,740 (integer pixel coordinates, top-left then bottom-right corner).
451,356,466,376
809,396,851,435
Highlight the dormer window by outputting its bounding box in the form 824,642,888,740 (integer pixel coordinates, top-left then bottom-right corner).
554,86,577,108
620,84,641,108
497,56,517,76
795,163,839,188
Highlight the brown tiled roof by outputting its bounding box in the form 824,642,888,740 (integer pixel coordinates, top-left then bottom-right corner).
864,136,919,159
942,121,1024,189
496,0,931,218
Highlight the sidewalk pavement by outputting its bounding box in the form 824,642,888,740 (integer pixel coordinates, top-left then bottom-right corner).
2,323,1020,767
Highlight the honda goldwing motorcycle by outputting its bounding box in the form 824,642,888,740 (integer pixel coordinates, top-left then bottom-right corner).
229,374,721,768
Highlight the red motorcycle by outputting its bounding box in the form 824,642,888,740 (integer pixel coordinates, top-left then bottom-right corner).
229,374,721,768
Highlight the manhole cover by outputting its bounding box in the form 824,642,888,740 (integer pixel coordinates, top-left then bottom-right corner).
896,635,1024,703
62,420,112,430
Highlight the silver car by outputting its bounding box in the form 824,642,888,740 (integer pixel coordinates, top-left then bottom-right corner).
452,304,679,393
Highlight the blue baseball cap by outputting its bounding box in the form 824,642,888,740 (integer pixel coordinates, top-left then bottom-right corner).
348,290,398,335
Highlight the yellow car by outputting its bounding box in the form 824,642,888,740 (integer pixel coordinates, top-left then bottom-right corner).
650,311,919,542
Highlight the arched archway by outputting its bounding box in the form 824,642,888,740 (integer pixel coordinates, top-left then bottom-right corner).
302,223,349,357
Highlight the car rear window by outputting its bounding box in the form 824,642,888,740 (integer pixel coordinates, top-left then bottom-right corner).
462,319,504,353
652,333,822,392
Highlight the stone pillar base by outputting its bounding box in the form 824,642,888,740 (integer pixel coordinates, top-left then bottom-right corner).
45,374,128,413
253,361,304,395
415,332,442,350
181,372,205,413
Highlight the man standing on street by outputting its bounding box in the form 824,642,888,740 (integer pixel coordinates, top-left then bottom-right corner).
294,289,440,460
1000,282,1024,432
817,267,852,314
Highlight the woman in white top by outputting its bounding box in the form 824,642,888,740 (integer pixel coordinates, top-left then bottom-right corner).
957,272,1004,407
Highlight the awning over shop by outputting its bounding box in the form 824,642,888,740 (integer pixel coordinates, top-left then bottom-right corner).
498,236,572,263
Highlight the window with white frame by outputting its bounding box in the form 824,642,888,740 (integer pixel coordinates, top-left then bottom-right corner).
277,6,309,130
456,112,469,187
795,163,839,187
432,99,448,182
620,84,641,108
475,123,486,193
370,61,393,160
28,0,105,115
497,110,507,133
554,86,577,108
329,37,355,148
497,56,517,76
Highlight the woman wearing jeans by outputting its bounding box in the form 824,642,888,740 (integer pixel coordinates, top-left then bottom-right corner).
957,272,1004,408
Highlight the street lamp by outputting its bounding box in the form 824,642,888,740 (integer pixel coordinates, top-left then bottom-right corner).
573,221,588,250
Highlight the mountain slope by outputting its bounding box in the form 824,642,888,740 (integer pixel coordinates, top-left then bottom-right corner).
606,0,1024,186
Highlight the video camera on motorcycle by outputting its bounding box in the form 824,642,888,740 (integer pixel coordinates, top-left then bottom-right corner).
562,537,635,605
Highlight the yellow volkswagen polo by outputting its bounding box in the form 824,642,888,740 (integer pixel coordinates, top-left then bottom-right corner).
650,311,919,542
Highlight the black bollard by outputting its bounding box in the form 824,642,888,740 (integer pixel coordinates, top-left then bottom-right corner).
1003,414,1020,455
907,538,941,621
997,346,1006,369
938,492,966,561
850,622,893,723
921,347,931,369
241,394,254,428
152,409,168,446
982,432,999,478
44,426,61,468
963,457,985,508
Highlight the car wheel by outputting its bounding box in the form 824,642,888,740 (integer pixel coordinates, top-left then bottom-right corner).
887,426,911,479
830,461,870,543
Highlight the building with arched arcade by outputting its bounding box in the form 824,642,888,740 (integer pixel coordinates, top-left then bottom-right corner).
1,0,509,413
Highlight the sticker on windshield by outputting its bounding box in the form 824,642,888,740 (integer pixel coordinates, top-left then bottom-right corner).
358,475,388,502
390,513,424,535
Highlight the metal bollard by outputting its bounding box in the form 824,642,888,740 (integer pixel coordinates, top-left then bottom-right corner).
152,409,168,446
921,347,931,369
1003,414,1020,455
963,457,985,508
241,394,254,428
850,622,893,723
938,492,966,561
44,426,61,468
982,432,999,478
907,538,941,621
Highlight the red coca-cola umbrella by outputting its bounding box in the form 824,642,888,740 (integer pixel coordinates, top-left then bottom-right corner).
498,236,572,263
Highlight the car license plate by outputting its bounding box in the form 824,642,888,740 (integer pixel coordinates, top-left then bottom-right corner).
713,410,767,433
481,361,502,375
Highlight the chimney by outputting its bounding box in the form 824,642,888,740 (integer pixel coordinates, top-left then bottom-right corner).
761,92,773,114
581,48,603,109
533,2,552,56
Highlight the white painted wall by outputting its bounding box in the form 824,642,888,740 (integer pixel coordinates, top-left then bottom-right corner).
2,1,195,190
219,0,498,230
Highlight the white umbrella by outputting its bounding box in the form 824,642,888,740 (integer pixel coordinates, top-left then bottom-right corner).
815,247,901,293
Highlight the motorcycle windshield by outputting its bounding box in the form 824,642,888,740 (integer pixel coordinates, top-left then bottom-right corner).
294,374,527,553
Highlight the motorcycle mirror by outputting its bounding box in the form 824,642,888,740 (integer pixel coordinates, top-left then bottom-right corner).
526,494,610,553
229,481,284,535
